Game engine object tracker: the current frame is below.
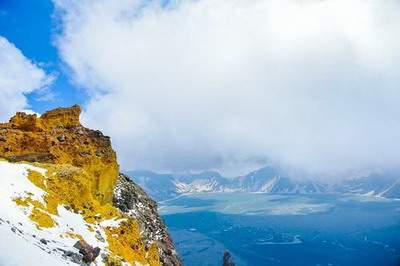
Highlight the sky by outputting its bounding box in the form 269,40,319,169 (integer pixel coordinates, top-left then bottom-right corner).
1,0,400,179
0,0,84,114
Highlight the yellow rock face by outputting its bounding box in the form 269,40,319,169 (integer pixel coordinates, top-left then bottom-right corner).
105,219,160,265
0,105,118,203
1,106,161,266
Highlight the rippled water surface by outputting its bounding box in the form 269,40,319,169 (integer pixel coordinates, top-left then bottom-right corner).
160,193,400,266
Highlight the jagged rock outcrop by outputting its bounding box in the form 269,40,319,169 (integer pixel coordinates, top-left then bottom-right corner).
0,105,181,266
114,173,181,266
73,240,101,263
222,251,235,266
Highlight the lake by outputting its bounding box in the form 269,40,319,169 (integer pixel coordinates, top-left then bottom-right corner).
160,193,400,266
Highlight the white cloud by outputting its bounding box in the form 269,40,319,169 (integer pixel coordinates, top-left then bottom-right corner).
0,36,52,121
54,0,400,178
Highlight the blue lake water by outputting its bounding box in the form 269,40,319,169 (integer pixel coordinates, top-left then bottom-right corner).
159,193,400,266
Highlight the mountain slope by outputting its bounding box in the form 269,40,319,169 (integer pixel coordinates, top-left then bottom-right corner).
380,180,400,198
0,106,181,265
128,167,400,201
231,167,326,194
339,172,400,199
127,167,328,201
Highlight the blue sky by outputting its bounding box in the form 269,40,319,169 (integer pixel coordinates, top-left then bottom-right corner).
0,0,83,113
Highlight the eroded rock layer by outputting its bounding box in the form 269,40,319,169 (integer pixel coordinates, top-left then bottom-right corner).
0,105,117,203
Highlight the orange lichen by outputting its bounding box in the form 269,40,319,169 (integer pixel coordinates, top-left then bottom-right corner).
13,194,57,229
15,164,121,224
29,208,56,228
13,197,29,207
27,170,46,190
105,219,160,266
86,225,95,232
66,232,84,241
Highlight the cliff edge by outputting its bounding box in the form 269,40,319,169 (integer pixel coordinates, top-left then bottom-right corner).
0,105,181,266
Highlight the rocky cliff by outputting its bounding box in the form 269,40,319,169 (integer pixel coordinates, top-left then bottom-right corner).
0,105,181,265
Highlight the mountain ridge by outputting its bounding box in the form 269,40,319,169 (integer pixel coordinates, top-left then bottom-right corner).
127,167,400,201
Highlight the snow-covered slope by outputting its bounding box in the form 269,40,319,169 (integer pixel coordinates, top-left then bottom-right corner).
339,173,400,199
0,161,113,265
380,180,400,198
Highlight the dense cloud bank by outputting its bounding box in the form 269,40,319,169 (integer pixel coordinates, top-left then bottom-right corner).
54,0,400,178
0,36,51,120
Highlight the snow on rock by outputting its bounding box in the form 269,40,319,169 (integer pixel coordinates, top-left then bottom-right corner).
0,159,164,265
0,223,68,266
0,160,116,264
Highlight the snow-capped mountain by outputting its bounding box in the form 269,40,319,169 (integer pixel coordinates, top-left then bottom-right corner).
127,167,400,201
127,166,328,201
338,172,400,199
130,170,179,201
230,167,327,194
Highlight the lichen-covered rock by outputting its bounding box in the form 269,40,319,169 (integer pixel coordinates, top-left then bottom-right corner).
0,105,181,266
0,105,117,203
113,173,182,266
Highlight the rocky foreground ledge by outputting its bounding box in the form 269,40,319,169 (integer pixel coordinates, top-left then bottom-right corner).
0,105,181,266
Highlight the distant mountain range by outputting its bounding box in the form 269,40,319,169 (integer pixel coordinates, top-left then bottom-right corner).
126,166,400,201
337,172,400,199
